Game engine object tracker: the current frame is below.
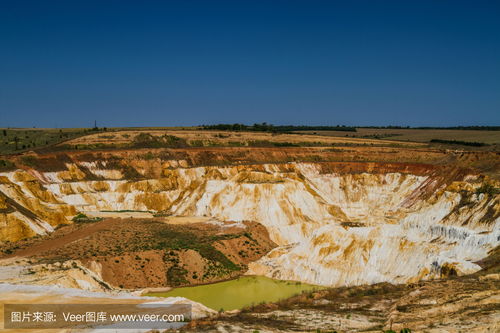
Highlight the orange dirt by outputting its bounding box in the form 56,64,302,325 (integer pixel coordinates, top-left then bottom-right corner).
6,146,498,178
0,218,276,289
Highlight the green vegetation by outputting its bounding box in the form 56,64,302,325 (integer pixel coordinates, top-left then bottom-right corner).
188,139,204,147
132,133,187,148
0,127,107,154
142,152,156,160
361,125,499,130
153,228,240,273
2,126,498,155
100,209,154,213
191,139,328,148
430,139,488,147
359,133,401,139
167,265,189,286
18,154,72,172
71,213,103,223
152,211,171,217
20,155,38,167
0,159,15,171
475,183,499,196
201,123,357,132
296,128,500,146
190,139,308,148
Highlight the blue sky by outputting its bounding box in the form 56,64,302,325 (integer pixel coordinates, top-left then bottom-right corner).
0,0,499,127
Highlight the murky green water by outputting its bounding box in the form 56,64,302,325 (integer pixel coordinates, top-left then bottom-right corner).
146,276,322,311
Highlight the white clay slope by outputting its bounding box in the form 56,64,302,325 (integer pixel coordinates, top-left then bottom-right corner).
1,162,498,287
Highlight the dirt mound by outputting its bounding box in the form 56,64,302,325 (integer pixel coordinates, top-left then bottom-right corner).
1,218,276,289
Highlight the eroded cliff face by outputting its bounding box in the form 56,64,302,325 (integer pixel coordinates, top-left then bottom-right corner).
0,154,498,288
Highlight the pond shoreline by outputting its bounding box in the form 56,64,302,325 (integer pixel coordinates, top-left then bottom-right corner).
141,274,312,294
144,275,324,311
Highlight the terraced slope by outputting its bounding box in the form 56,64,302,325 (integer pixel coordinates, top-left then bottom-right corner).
0,148,498,289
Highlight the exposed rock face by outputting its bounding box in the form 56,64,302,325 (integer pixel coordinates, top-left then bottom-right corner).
0,153,498,288
0,258,111,291
0,173,75,242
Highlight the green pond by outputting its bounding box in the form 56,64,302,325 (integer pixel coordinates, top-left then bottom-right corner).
146,276,322,311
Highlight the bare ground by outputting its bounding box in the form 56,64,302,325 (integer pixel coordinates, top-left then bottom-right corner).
0,217,276,289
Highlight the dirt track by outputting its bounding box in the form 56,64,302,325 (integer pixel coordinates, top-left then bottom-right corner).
2,218,121,259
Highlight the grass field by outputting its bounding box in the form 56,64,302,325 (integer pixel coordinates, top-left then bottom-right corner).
295,128,500,145
0,127,197,154
0,128,91,154
1,127,498,155
62,129,422,150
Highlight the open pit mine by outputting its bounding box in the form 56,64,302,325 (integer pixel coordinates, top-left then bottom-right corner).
0,146,498,332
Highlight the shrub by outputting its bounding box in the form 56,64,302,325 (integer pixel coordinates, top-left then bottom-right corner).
476,183,499,196
189,140,204,147
72,213,103,223
143,152,156,160
430,139,487,147
273,142,299,147
20,155,38,167
132,133,187,148
0,159,15,171
167,265,188,286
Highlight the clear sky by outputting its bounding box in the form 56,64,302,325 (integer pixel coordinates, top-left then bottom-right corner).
0,0,499,128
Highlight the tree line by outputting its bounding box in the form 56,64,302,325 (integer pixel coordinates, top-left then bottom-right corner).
200,123,357,132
